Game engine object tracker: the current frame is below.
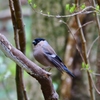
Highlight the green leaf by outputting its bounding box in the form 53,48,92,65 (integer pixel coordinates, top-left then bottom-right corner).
66,4,70,11
80,4,86,9
28,0,32,4
33,4,37,8
47,12,50,15
82,62,85,68
86,64,89,69
96,5,99,10
89,70,93,73
70,4,76,13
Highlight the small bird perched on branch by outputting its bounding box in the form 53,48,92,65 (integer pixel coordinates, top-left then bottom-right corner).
32,38,75,78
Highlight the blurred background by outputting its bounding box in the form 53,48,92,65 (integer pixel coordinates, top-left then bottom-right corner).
0,0,99,100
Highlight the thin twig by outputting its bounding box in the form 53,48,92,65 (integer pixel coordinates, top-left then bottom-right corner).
60,20,84,61
60,20,94,61
92,72,100,76
91,0,100,97
87,36,99,58
75,1,94,100
29,2,96,18
76,15,94,100
91,74,100,94
91,0,100,34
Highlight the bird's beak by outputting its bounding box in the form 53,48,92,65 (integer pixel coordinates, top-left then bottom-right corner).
32,41,35,44
32,41,36,45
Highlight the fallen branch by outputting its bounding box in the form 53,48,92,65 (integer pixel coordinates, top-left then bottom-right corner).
0,33,58,100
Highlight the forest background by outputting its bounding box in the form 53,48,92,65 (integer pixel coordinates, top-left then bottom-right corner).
0,0,100,100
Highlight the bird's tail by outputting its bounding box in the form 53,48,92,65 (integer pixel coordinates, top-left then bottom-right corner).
63,65,75,78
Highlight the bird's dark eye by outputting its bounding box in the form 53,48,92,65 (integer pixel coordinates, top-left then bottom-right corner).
32,41,37,45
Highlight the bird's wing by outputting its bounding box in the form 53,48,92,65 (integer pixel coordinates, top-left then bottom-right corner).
42,46,65,72
42,44,75,77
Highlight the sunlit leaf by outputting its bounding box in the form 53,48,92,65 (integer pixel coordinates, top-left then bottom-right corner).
66,4,70,11
80,4,86,9
96,5,99,10
89,70,93,73
28,0,32,4
47,12,50,15
70,4,75,13
82,62,85,68
33,4,37,8
86,64,89,69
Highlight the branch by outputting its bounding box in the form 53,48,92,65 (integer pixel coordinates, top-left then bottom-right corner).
87,36,99,58
29,2,95,18
13,0,26,52
9,0,27,99
76,14,94,100
0,33,58,100
59,20,94,62
75,1,94,100
92,0,100,97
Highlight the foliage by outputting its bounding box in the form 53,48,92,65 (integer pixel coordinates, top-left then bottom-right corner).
65,4,76,13
81,62,93,73
80,3,86,9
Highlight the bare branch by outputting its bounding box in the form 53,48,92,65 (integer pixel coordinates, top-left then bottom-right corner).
76,14,94,100
75,1,94,100
91,74,100,94
30,2,96,18
13,0,26,52
92,0,100,97
60,20,94,61
0,33,58,100
87,36,99,58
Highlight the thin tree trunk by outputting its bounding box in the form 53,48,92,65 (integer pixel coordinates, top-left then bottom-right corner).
9,0,26,100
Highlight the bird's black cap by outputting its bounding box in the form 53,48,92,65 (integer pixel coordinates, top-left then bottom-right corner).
32,38,45,46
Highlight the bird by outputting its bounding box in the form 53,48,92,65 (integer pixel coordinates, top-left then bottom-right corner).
32,38,75,78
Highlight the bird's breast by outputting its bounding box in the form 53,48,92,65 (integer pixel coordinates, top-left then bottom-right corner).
33,47,52,67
